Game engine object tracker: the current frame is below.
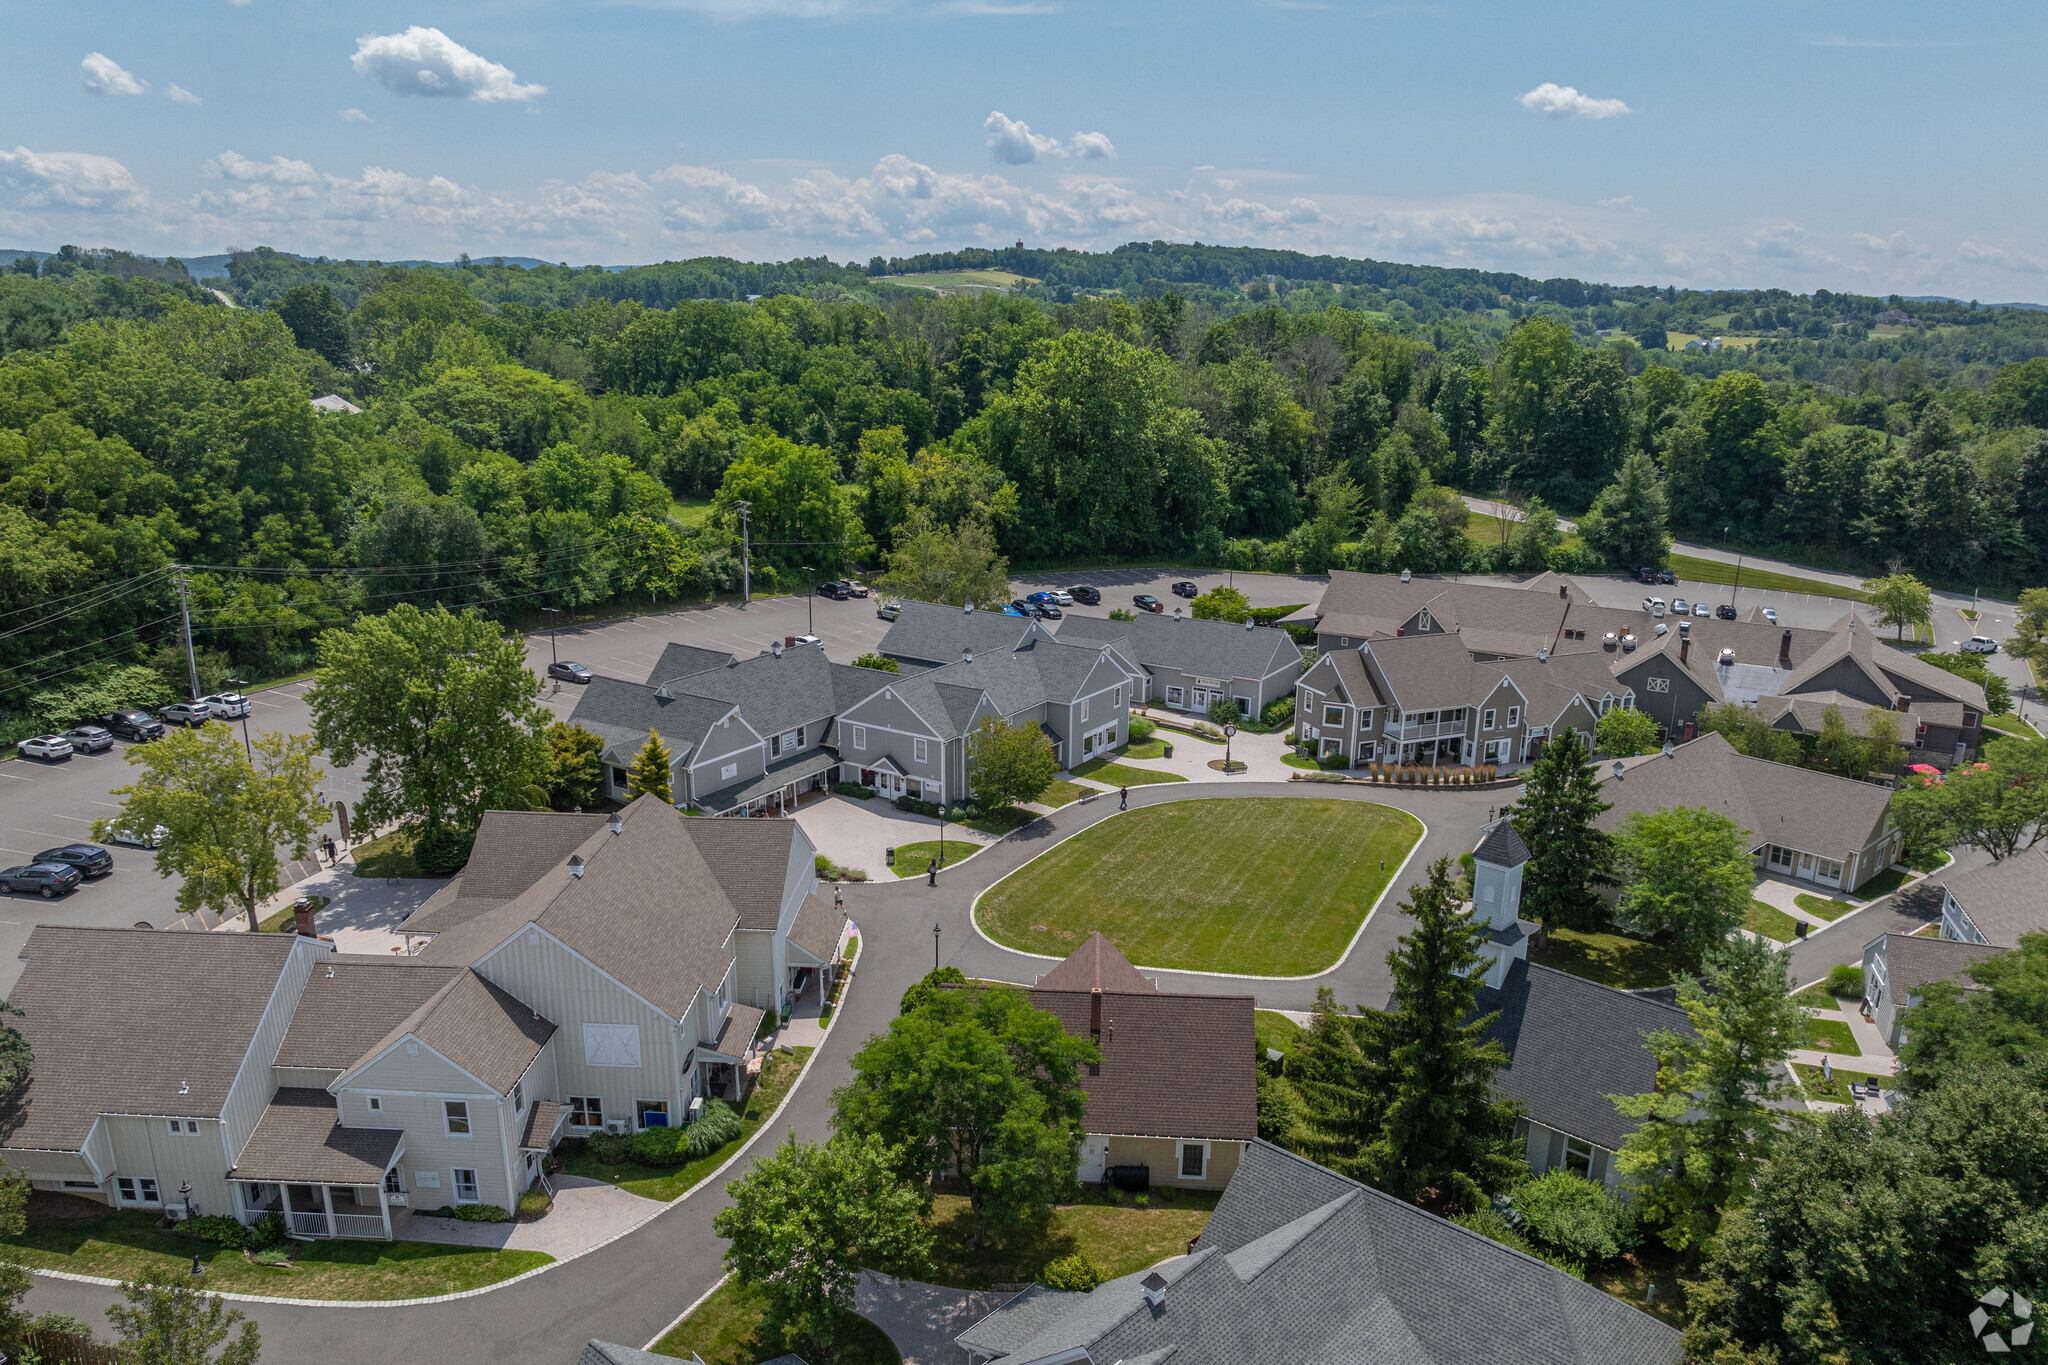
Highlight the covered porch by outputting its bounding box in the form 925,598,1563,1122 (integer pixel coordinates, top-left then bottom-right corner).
698,1003,768,1104
231,1088,405,1241
698,749,843,818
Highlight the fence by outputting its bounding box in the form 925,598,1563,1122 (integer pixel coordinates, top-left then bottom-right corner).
23,1328,121,1364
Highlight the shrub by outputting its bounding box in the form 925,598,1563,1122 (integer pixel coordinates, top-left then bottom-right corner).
630,1124,686,1166
833,781,877,799
187,1215,250,1248
1510,1171,1638,1264
240,1211,288,1251
901,965,968,1014
413,825,474,876
1041,1254,1108,1291
1107,607,1137,622
251,1246,293,1266
1127,716,1157,742
895,795,943,818
453,1203,511,1223
850,652,899,673
517,1190,550,1218
685,1100,743,1159
1134,1193,1149,1209
586,1130,631,1164
1302,771,1345,784
1260,695,1296,729
1206,697,1243,728
1824,963,1867,999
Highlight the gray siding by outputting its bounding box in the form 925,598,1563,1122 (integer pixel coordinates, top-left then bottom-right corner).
222,935,325,1161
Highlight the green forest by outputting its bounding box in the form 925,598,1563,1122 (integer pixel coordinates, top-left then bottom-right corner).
3,238,2048,739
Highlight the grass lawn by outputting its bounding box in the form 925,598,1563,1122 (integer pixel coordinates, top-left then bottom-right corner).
1530,924,1687,991
1281,751,1321,770
1119,738,1168,760
0,1210,549,1300
1461,510,1586,554
892,840,980,873
1793,983,1855,1010
351,827,424,879
1793,1062,1890,1104
255,892,330,934
1853,867,1913,900
559,1048,810,1201
1794,893,1855,922
874,268,1033,291
654,1278,900,1365
978,797,1419,975
1904,847,1953,874
1986,712,2042,739
1067,759,1186,786
1802,1017,1862,1056
670,498,715,529
1147,721,1224,744
1744,899,1800,943
1035,779,1090,808
962,806,1040,836
927,1188,1215,1288
1668,553,1868,603
1255,1009,1306,1063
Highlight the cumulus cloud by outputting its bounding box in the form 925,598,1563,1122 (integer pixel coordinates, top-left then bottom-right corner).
1070,131,1116,160
1516,83,1630,120
984,111,1062,165
1960,239,2048,275
340,108,372,123
164,84,202,106
0,146,152,213
351,28,545,102
80,53,148,97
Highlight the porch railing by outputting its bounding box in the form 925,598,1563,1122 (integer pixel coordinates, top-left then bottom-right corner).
331,1212,385,1239
287,1211,328,1238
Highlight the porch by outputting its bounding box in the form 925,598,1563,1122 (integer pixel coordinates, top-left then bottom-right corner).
230,1088,405,1241
697,749,843,818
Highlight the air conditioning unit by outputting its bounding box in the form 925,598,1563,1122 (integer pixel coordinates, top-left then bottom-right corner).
604,1118,628,1136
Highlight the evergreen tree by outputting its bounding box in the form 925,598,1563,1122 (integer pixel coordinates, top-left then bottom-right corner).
626,729,673,804
1578,449,1671,572
1290,986,1394,1182
1510,727,1614,932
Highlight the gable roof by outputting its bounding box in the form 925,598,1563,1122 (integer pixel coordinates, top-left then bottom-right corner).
0,928,305,1154
274,958,463,1072
1613,629,1728,703
878,600,1045,666
1873,931,2006,998
1597,731,1894,859
843,670,990,741
1034,932,1157,993
567,675,737,766
920,636,1116,715
1056,612,1303,682
959,1139,1680,1365
1940,847,2048,947
1474,961,1689,1152
230,1088,402,1185
1362,631,1480,707
350,968,556,1094
643,642,736,684
1030,987,1256,1141
657,643,879,739
1305,646,1386,708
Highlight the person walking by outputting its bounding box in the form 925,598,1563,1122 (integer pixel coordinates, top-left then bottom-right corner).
1119,785,1129,811
322,835,337,866
927,858,938,887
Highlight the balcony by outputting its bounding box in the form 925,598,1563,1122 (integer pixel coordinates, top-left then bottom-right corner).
1384,718,1468,743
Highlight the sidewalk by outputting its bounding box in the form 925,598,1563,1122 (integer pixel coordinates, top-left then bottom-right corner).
217,849,443,954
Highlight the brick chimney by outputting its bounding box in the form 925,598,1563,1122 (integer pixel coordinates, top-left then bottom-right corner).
1680,636,1691,666
1090,988,1102,1036
1779,629,1793,667
291,897,317,938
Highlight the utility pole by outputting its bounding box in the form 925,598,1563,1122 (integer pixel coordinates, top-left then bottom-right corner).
737,501,752,605
804,565,815,636
173,564,201,702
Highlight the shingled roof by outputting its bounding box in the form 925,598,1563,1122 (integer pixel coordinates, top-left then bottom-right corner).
567,675,738,767
1056,611,1303,682
1940,847,2048,947
1034,932,1157,993
1473,819,1529,869
1598,732,1893,860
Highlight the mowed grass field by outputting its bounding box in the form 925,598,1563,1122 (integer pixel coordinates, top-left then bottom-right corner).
874,269,1033,291
976,797,1421,975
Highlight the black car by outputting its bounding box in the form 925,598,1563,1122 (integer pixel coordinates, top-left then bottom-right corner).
1171,581,1200,598
1656,568,1677,585
63,725,114,754
98,710,165,742
1034,602,1064,619
1134,594,1164,613
1636,567,1658,585
816,582,850,600
0,863,82,898
1716,603,1739,620
1068,584,1101,606
547,661,593,684
1008,599,1035,617
34,844,112,877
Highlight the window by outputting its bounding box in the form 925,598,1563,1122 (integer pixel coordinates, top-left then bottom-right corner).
117,1178,160,1206
1562,1136,1596,1178
444,1100,470,1136
569,1097,603,1129
1483,709,1496,731
720,761,738,781
512,1081,524,1113
850,724,867,750
636,1100,670,1129
769,733,781,757
1360,742,1376,761
1599,696,1612,715
1506,707,1521,728
1237,697,1251,716
1769,845,1795,872
1080,696,1090,721
167,1119,198,1135
611,766,628,788
1166,687,1183,705
1113,687,1122,708
453,1168,479,1204
1416,710,1436,725
791,727,805,749
1646,676,1670,694
914,737,928,764
384,1169,405,1195
62,1179,97,1190
1818,858,1844,882
1179,1142,1207,1179
366,1096,382,1113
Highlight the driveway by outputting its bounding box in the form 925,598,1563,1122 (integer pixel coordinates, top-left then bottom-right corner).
397,1176,662,1258
794,794,996,882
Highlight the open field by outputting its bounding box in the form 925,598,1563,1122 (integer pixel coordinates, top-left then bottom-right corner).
873,269,1033,291
1668,554,1869,603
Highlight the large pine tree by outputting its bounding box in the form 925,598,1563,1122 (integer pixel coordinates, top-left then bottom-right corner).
626,729,673,804
1511,726,1614,933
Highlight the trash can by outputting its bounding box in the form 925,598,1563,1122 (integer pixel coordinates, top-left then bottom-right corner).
1162,741,1175,759
884,847,895,867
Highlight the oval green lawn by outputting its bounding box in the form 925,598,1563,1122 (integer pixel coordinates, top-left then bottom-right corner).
977,797,1422,976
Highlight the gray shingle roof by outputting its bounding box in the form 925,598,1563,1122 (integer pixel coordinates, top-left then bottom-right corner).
0,928,303,1154
961,1139,1680,1365
786,891,845,965
1322,647,1387,707
858,671,988,740
229,1088,402,1185
920,637,1112,716
658,645,869,739
1940,847,2048,946
1056,612,1303,682
643,642,736,684
1472,819,1529,869
1361,631,1479,708
1034,932,1157,993
1778,626,1906,706
568,675,736,766
1873,932,2005,998
274,958,462,1071
878,600,1046,666
1597,732,1893,860
709,1003,765,1057
694,748,840,813
1473,961,1690,1152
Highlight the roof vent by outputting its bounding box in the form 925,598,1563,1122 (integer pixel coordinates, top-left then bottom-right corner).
962,648,974,664
607,814,623,835
568,854,586,879
1400,569,1411,583
1141,1271,1168,1308
963,602,974,613
1173,607,1182,620
1678,620,1690,636
1662,740,1675,756
772,641,784,658
1536,647,1548,662
1245,618,1254,631
1612,760,1626,779
1560,584,1569,599
654,684,672,700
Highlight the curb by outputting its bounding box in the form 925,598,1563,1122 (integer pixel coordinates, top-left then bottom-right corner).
966,787,1432,982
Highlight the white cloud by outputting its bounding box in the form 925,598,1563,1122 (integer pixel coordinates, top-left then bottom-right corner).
340,108,372,123
350,28,545,102
164,84,202,106
1960,239,2048,276
1070,131,1116,161
0,146,152,213
80,53,148,97
984,111,1063,165
1516,83,1630,120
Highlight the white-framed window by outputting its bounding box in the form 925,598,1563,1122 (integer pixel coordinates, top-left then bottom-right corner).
384,1169,405,1195
1622,692,1635,709
453,1168,479,1204
1818,858,1844,882
568,1096,603,1128
117,1177,160,1206
366,1096,382,1113
611,766,628,788
635,1100,669,1129
512,1081,524,1113
1237,696,1252,716
1506,707,1521,728
166,1119,199,1135
850,724,867,750
444,1100,471,1137
1361,741,1376,760
1769,845,1795,872
1599,696,1612,714
914,737,928,763
1178,1141,1209,1180
1080,696,1091,721
1483,709,1496,731
1360,708,1373,730
1166,687,1183,705
1562,1136,1596,1178
720,761,738,781
1113,687,1123,707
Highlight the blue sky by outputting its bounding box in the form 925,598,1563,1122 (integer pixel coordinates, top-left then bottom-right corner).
2,1,2042,297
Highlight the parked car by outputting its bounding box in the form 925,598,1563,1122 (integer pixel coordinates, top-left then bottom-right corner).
33,844,112,877
1025,591,1059,606
1965,635,2000,655
97,710,164,742
1134,594,1164,613
1693,602,1712,618
0,863,81,898
1761,607,1778,624
1067,585,1101,605
792,634,822,647
1006,600,1033,617
200,692,251,719
876,601,901,621
108,821,167,849
1171,581,1200,598
841,580,870,598
816,582,850,600
1642,597,1667,617
1656,568,1677,585
1716,603,1739,620
547,661,593,683
62,725,114,754
15,734,73,761
1672,598,1690,616
158,700,213,727
1636,567,1658,585
1034,603,1064,619
1048,589,1074,606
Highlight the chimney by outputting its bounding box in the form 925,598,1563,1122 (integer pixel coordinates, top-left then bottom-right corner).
1560,584,1568,599
1779,629,1792,667
1680,636,1690,665
1141,1271,1168,1308
1090,989,1102,1035
291,897,318,938
607,813,623,836
784,634,796,648
568,854,586,879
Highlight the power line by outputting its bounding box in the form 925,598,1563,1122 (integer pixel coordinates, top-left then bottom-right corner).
0,567,167,625
0,573,172,644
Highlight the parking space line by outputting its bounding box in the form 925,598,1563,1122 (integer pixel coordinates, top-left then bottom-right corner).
52,814,95,823
0,772,30,783
253,699,285,709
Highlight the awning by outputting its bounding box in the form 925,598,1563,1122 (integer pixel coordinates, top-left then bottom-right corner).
695,749,842,812
787,892,846,967
230,1089,402,1185
520,1100,566,1151
702,1004,766,1062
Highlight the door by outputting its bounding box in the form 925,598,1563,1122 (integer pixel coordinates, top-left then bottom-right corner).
1078,1136,1107,1183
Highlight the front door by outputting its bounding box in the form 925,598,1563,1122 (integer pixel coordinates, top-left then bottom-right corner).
1078,1135,1107,1183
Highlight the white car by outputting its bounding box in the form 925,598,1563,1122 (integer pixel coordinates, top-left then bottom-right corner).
1694,602,1711,617
201,692,251,719
793,634,822,648
16,734,74,761
1965,635,1999,655
108,821,168,849
1762,608,1778,624
1642,597,1667,617
1049,589,1074,605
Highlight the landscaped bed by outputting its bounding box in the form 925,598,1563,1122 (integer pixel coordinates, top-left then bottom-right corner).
560,1047,811,1201
1529,924,1686,991
0,1208,550,1300
976,797,1420,975
1793,1062,1890,1105
1067,758,1186,786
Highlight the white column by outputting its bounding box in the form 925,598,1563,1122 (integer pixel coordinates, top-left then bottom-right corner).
378,1180,392,1241
319,1184,336,1238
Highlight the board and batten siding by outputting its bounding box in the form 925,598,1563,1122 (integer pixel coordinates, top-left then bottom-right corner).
338,1050,515,1210
734,932,777,1011
103,1114,239,1219
221,937,327,1162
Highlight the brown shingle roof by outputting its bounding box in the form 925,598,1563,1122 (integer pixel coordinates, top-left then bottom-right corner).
1029,987,1256,1141
274,958,461,1072
1035,933,1157,993
519,1099,565,1150
1598,732,1893,859
0,928,303,1154
230,1088,402,1185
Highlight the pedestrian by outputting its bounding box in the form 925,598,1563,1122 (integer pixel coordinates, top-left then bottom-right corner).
927,858,938,887
322,835,337,866
1119,785,1129,811
1821,1055,1833,1084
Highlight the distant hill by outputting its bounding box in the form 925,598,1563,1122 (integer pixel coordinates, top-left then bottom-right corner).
1901,294,2048,312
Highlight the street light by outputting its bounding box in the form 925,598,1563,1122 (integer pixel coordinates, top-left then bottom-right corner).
803,566,816,637
933,920,941,973
180,1180,201,1276
222,678,253,760
543,607,560,668
1724,526,1742,609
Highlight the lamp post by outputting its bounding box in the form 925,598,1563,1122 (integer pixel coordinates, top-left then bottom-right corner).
1724,526,1742,610
180,1180,201,1276
222,678,253,760
804,565,815,637
933,920,941,973
1223,721,1237,773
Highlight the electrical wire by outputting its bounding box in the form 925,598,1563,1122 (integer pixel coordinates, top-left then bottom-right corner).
0,574,174,644
0,567,168,625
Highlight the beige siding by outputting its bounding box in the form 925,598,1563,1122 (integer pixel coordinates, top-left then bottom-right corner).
273,1066,343,1091
222,936,325,1161
339,1081,515,1211
104,1114,239,1221
1095,1134,1243,1190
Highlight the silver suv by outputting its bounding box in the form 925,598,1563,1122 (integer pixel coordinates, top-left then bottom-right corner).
158,700,214,727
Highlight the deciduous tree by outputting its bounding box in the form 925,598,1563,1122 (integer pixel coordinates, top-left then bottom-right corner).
1864,571,1933,641
965,714,1057,810
1594,707,1660,758
873,510,1010,609
1896,931,2048,1095
1889,738,2048,862
105,1279,261,1365
1191,584,1252,623
1611,806,1755,965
